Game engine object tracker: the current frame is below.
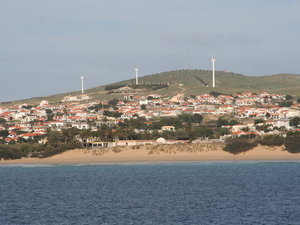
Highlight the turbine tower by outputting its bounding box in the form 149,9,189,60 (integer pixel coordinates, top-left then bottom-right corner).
134,68,139,85
80,75,85,94
211,56,216,88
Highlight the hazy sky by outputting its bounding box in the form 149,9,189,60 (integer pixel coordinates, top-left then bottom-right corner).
1,0,300,101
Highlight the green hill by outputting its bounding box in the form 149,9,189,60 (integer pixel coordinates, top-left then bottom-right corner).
3,70,300,105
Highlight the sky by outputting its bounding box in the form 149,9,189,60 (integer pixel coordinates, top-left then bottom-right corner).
0,0,300,102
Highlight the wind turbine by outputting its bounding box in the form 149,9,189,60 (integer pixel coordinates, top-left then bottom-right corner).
211,56,216,88
80,75,85,94
134,68,139,85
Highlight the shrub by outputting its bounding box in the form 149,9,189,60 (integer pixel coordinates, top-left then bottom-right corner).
131,84,169,90
0,145,23,159
257,135,284,146
223,138,257,155
105,85,126,91
278,101,293,107
290,117,300,128
254,119,264,125
285,132,300,153
286,94,293,100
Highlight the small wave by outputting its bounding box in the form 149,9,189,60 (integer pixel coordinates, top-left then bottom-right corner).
0,164,58,168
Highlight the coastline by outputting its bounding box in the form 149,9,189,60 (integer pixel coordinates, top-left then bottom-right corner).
1,143,300,165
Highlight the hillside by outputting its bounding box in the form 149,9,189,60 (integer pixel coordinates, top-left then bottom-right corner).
3,70,300,105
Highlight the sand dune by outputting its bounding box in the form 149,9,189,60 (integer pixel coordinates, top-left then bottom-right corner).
1,144,300,165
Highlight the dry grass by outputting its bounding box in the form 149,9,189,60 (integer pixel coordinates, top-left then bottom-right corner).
111,147,124,153
80,143,224,157
82,148,109,156
148,143,224,155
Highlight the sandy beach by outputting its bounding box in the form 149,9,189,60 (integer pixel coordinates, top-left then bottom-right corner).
1,143,300,165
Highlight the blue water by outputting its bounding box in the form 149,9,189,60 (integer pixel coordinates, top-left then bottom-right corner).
1,162,300,225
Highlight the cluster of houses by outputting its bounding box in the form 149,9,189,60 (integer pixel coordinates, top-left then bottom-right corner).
0,91,299,145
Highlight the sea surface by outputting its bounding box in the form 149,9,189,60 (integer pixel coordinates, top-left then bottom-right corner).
1,162,300,225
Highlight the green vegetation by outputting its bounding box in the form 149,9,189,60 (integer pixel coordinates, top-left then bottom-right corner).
105,85,126,91
103,110,122,118
223,137,258,155
285,132,300,153
21,104,33,109
178,113,203,124
108,98,119,107
223,133,300,155
278,101,293,107
254,119,264,125
130,84,169,90
217,118,238,127
0,128,82,160
0,145,23,159
151,117,183,130
0,118,6,124
289,117,300,128
88,103,109,111
286,94,293,100
209,91,226,97
257,135,284,146
0,130,9,138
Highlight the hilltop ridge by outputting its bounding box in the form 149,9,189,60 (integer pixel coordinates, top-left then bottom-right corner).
2,69,300,105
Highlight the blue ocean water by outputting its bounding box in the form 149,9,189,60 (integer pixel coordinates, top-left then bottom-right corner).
1,162,300,225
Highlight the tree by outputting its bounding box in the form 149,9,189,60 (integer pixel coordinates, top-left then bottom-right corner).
0,118,6,124
46,130,64,149
45,109,54,121
152,117,183,130
286,94,293,100
223,138,257,155
297,98,300,104
118,118,147,130
290,117,300,127
194,127,214,138
141,104,147,110
97,124,113,141
209,91,223,97
22,105,33,109
108,99,119,107
254,119,264,125
61,127,80,143
229,120,238,126
241,127,250,132
147,96,154,100
217,118,229,127
0,145,22,159
45,109,52,115
103,110,122,118
41,128,82,158
258,135,284,146
178,113,203,124
285,132,300,153
161,130,177,140
278,101,293,107
0,130,9,138
215,128,230,137
193,114,203,124
256,124,271,132
80,129,92,139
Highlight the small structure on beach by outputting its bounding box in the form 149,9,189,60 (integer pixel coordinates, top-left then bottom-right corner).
83,140,115,148
156,137,167,144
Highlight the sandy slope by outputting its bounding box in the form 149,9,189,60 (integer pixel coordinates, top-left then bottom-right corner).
1,144,300,165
